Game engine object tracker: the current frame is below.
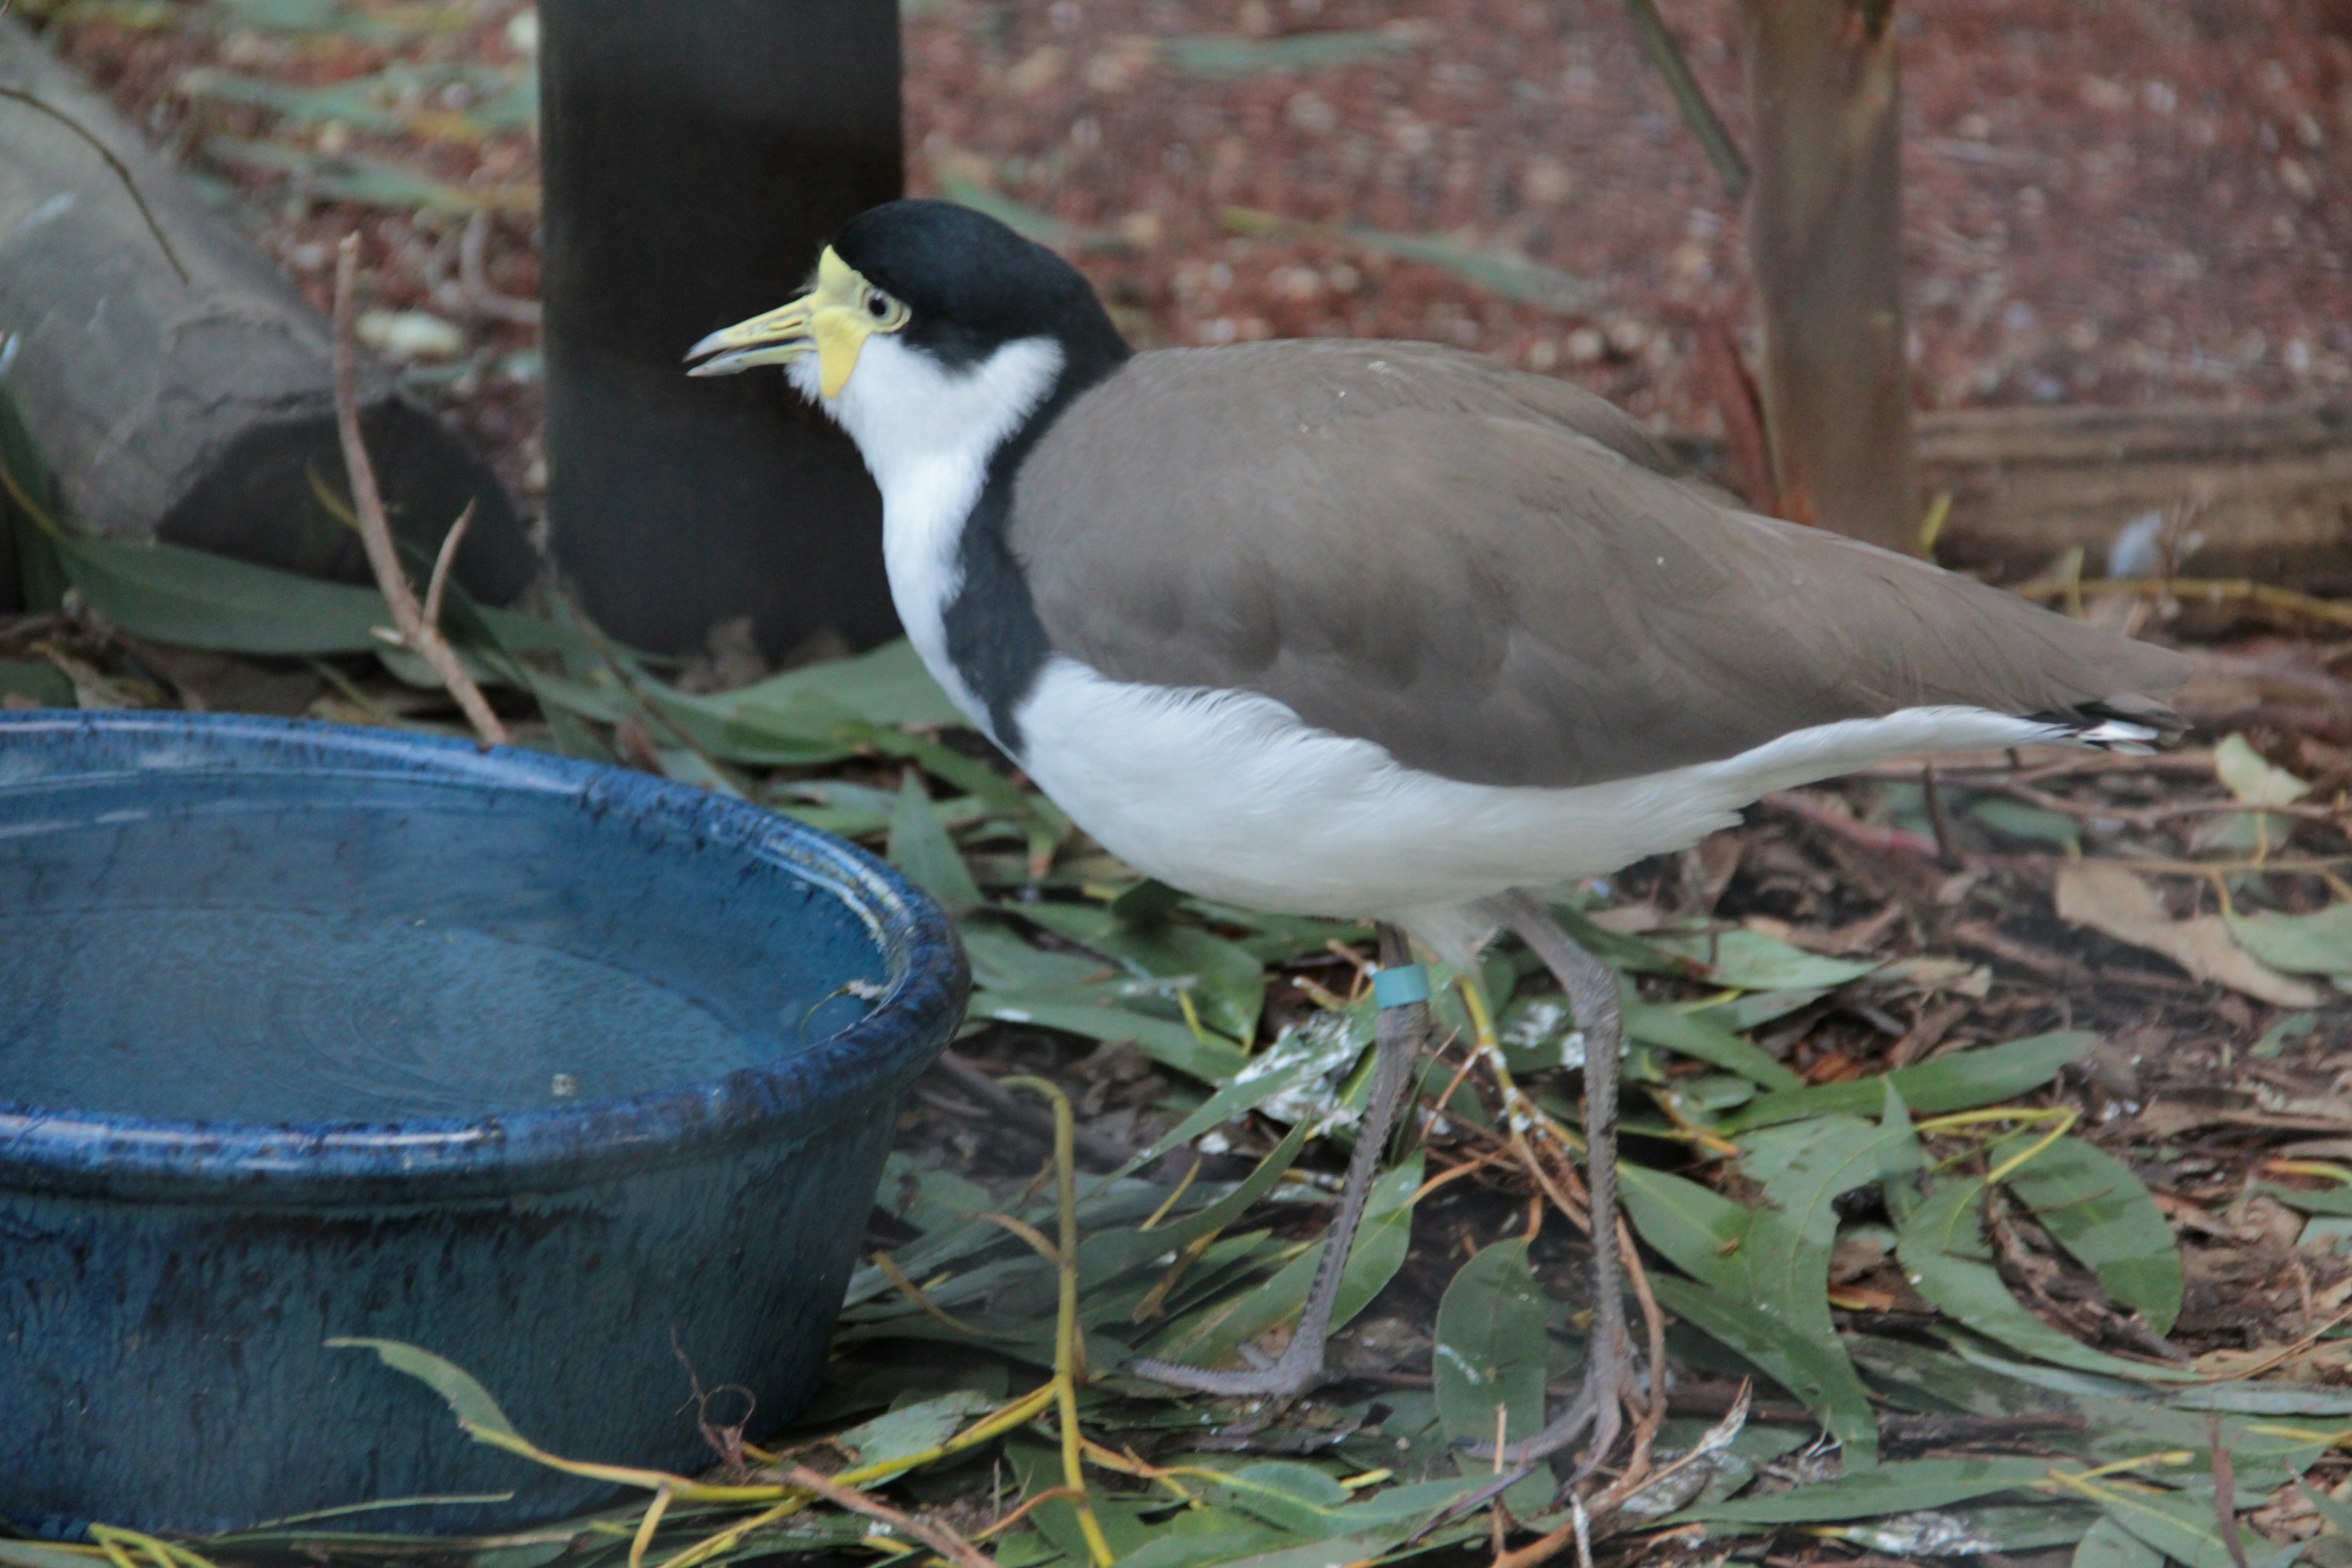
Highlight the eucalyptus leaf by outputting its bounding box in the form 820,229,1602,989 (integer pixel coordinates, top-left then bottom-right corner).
968,987,1247,1083
1433,1239,1550,1450
833,1390,998,1479
326,1337,521,1439
1969,797,2084,853
1618,1164,1749,1294
2074,1514,2166,1568
1144,1155,1422,1367
1676,1457,2057,1524
1623,998,1803,1090
1722,1031,2093,1132
1651,927,1883,990
888,774,982,916
2226,903,2352,986
1161,26,1425,76
51,529,390,654
1646,1276,1876,1460
1822,1503,2100,1555
1142,1009,1371,1159
1896,1183,2200,1382
1994,1134,2182,1336
2097,1484,2298,1568
2302,1480,2352,1540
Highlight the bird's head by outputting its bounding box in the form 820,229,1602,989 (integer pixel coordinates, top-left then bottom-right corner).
684,200,1129,407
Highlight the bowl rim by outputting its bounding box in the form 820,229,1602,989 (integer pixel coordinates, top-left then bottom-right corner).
0,710,969,1204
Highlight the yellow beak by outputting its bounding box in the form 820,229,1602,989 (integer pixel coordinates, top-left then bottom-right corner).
684,247,878,400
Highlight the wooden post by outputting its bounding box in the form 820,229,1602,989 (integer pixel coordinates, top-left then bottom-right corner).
1741,0,1919,554
538,0,904,661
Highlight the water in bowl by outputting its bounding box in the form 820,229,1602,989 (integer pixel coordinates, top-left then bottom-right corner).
0,769,882,1126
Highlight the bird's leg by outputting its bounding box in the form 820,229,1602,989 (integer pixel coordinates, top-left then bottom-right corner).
1473,888,1631,1476
1131,922,1428,1400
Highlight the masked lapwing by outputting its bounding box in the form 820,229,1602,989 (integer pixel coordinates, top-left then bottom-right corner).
687,199,2188,1467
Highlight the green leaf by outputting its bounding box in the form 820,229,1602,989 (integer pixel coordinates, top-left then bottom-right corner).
1018,901,1266,1042
1684,989,1828,1033
1647,1276,1877,1461
1966,795,2082,853
1211,1463,1348,1531
1821,1504,2101,1555
2216,733,2312,806
1676,1457,2057,1524
1651,927,1883,991
1623,997,1803,1090
967,991,1246,1084
1144,1155,1423,1367
1618,1164,1750,1294
2074,1514,2166,1568
1545,903,1694,974
50,530,391,654
832,1390,998,1480
1895,1183,2200,1382
1433,1239,1549,1450
2302,1480,2352,1540
326,1337,520,1439
1721,1031,2094,1132
1737,1116,1907,1468
959,918,1115,992
704,638,964,731
2263,1182,2352,1218
2097,1485,2299,1568
1995,1134,2182,1336
2226,903,2352,985
0,658,73,708
1141,1009,1371,1160
1161,26,1425,76
888,774,982,916
205,134,532,213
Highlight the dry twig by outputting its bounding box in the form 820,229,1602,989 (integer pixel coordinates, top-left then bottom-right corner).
777,1464,993,1568
330,234,509,747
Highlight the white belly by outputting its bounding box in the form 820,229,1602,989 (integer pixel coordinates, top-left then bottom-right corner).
1011,655,2061,928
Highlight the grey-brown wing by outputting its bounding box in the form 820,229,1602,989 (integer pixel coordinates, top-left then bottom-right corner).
1014,341,2187,789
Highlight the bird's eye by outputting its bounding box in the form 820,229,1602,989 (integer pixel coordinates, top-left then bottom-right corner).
861,288,909,331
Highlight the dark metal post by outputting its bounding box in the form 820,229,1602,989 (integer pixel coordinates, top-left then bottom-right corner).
538,1,903,659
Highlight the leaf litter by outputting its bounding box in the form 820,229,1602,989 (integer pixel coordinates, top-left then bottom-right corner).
10,381,2352,1568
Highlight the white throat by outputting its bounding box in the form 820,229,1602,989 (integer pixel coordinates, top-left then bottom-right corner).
794,335,1065,736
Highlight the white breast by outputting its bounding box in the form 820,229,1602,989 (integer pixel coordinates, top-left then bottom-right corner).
804,336,1065,737
1012,656,2065,948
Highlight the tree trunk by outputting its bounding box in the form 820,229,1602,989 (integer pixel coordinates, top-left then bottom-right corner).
0,17,532,610
538,0,904,662
1741,0,1919,554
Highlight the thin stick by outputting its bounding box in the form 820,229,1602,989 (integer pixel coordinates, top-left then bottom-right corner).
0,85,190,284
331,235,509,746
1622,0,1749,201
422,500,476,635
776,1465,993,1568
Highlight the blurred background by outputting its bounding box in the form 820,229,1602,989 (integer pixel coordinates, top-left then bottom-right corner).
11,0,2350,665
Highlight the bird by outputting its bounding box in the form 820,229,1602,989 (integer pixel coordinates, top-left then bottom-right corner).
685,198,2188,1469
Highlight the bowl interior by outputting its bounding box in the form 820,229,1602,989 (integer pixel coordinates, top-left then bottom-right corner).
0,739,892,1126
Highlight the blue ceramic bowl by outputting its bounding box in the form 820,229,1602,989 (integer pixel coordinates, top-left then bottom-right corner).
0,712,967,1537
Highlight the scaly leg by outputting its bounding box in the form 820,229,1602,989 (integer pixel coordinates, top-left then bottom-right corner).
1473,888,1632,1476
1131,922,1428,1398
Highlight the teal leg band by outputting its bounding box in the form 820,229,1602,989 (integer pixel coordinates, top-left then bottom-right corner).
1371,962,1430,1009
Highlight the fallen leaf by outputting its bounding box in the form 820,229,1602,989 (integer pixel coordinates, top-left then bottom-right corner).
2054,863,2325,1008
2215,733,2312,807
2225,904,2352,989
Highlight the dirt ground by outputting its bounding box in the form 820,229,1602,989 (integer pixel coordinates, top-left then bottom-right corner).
37,0,2352,519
